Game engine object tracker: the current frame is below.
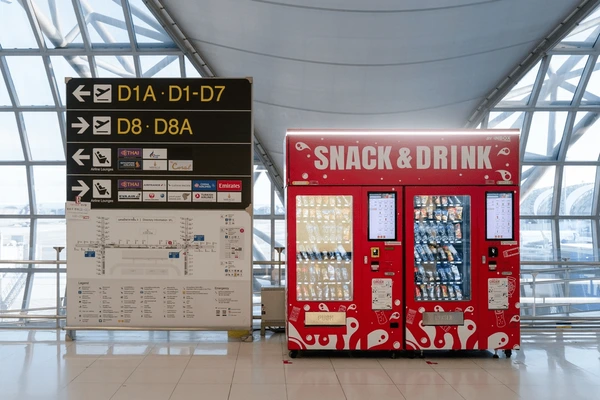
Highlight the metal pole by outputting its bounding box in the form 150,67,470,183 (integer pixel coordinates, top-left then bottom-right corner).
532,272,538,317
54,247,64,329
274,247,285,287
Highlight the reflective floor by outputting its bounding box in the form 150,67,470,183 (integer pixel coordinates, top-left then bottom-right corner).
0,329,599,400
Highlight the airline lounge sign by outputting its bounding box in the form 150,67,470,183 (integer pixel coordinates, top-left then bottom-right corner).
66,78,252,210
286,131,519,186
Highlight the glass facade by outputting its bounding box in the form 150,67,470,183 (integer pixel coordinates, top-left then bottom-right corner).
482,8,600,317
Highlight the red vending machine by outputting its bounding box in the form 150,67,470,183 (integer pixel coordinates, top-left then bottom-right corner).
286,130,520,358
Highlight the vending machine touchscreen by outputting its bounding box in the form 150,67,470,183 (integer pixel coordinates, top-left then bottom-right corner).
486,192,514,240
368,193,397,241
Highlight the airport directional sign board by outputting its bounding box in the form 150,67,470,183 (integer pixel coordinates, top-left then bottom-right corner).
65,78,253,331
66,78,252,210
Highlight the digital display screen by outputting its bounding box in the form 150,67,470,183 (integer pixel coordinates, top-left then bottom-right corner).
486,192,514,240
368,193,396,240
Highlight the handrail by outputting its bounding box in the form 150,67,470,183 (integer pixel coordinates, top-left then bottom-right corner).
0,260,67,264
2,250,600,332
521,261,600,266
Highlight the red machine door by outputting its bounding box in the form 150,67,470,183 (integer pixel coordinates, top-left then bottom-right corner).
358,187,404,350
404,187,481,350
287,186,363,350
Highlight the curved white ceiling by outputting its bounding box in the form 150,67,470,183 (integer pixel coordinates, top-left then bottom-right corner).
162,0,580,175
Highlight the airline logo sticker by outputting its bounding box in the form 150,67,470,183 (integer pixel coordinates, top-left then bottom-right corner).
168,192,192,202
168,180,192,191
143,192,166,202
217,192,242,203
118,160,141,170
193,180,217,191
118,191,142,202
118,148,142,158
117,179,142,190
193,192,217,202
143,180,167,190
143,160,167,171
217,180,242,192
169,160,193,171
143,149,167,159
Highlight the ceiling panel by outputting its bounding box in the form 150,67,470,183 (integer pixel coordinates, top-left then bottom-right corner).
162,0,581,176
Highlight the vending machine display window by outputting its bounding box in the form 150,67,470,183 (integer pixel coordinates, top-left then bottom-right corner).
295,195,353,301
368,192,397,241
485,192,514,240
413,195,471,302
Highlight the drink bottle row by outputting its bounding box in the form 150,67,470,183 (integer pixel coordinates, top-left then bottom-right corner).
296,206,352,222
297,264,350,284
415,283,464,301
297,195,351,208
300,222,351,244
296,244,352,262
415,263,461,284
414,221,462,244
297,283,351,301
414,243,462,263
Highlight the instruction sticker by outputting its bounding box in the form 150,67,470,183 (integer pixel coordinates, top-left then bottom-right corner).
372,278,392,310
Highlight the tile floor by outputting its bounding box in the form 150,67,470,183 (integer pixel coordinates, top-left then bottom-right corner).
0,329,599,399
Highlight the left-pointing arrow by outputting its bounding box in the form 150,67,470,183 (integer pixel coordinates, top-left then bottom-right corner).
73,85,91,102
72,180,90,197
71,117,90,134
72,148,90,166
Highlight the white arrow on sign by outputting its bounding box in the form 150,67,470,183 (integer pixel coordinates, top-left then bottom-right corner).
72,149,90,166
72,180,90,198
71,117,90,134
73,85,91,102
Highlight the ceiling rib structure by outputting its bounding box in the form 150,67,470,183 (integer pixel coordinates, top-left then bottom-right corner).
157,0,582,183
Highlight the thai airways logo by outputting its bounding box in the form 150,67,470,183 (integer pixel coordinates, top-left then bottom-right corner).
118,148,142,158
117,179,142,190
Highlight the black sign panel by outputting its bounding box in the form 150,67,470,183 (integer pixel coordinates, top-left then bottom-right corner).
66,111,251,143
66,78,252,210
66,143,251,176
66,176,251,210
66,78,251,110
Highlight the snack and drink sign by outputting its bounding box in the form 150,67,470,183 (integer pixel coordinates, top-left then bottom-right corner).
287,130,519,186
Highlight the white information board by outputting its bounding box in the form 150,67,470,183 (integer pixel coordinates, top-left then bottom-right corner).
368,193,396,240
66,208,252,328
